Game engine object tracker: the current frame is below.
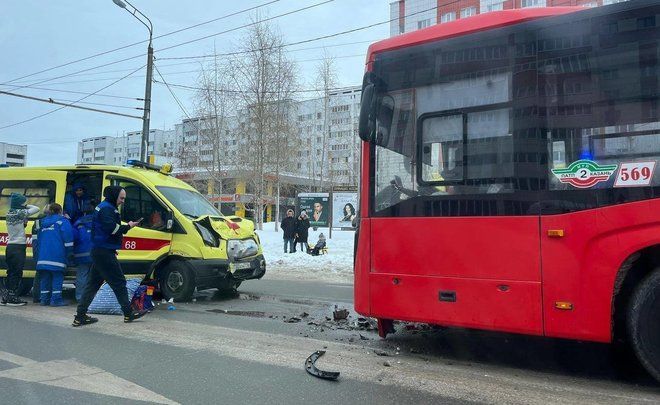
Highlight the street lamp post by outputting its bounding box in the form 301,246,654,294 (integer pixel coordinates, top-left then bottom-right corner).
112,0,153,162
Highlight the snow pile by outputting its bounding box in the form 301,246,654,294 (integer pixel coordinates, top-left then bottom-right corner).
256,222,355,283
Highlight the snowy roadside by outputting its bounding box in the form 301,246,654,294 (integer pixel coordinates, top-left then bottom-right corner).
255,222,355,284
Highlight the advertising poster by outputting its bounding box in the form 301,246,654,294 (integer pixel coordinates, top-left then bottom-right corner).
298,193,329,227
332,192,358,228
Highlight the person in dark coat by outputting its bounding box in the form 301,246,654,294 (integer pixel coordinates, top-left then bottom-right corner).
30,204,51,303
73,186,146,327
295,211,311,253
63,183,88,223
35,203,73,306
280,209,297,254
72,202,95,301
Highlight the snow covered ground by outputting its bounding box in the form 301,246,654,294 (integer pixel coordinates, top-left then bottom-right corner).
255,222,355,284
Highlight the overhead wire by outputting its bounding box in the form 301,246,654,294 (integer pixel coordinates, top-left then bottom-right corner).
1,0,334,93
0,0,282,86
0,64,145,131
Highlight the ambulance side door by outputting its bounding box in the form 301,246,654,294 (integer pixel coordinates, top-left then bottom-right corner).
109,176,173,278
0,170,67,279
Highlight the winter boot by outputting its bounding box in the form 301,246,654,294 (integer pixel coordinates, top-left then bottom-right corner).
50,291,68,307
40,291,51,306
4,292,27,307
72,314,99,327
124,309,149,323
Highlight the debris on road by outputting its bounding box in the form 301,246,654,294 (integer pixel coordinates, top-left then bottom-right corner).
374,349,389,357
383,361,391,367
305,351,340,381
284,316,302,323
333,306,349,321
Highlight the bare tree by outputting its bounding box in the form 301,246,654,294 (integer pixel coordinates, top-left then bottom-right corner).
228,15,299,230
192,50,238,207
314,51,338,190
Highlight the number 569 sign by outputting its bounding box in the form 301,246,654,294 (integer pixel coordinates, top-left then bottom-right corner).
614,161,656,187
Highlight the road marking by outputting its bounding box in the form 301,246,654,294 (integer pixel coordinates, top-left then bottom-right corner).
0,351,178,405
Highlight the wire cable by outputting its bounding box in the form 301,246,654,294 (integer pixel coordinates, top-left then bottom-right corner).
0,64,145,131
0,0,282,86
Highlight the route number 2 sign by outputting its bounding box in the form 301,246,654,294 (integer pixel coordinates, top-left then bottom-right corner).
614,161,656,187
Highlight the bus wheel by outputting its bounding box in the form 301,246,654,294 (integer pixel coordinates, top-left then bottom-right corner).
627,268,660,382
160,261,195,302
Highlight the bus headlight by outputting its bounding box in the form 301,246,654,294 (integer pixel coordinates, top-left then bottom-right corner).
227,239,259,260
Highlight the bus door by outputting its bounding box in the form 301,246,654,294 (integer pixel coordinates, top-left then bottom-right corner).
0,170,66,284
110,177,173,278
369,106,544,335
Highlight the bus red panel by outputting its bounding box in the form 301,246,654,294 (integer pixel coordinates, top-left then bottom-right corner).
369,273,543,336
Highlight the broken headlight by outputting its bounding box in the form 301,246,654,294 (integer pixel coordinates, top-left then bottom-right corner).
227,239,258,261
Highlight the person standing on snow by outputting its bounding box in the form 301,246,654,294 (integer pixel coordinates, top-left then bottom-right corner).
30,204,51,303
35,203,74,306
73,186,146,327
72,202,95,301
2,193,39,306
281,209,297,254
63,183,88,223
295,211,311,253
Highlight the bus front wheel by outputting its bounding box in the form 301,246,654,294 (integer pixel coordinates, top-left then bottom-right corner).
160,261,195,302
627,268,660,382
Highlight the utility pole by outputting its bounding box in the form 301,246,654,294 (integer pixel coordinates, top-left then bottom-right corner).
142,41,153,162
112,0,153,162
328,150,333,240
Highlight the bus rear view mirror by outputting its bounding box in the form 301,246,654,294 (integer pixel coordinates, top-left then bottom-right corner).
358,83,376,142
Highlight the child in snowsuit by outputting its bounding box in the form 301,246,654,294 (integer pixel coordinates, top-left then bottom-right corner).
35,203,74,306
309,233,326,256
72,203,94,301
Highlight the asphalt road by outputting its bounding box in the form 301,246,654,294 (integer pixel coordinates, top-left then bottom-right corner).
0,278,658,404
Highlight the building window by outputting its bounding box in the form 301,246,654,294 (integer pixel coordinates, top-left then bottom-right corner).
521,0,546,8
6,153,24,160
481,0,505,13
460,7,477,18
440,12,456,23
417,19,431,29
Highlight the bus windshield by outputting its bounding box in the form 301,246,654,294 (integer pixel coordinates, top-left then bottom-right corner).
157,186,220,218
369,5,660,217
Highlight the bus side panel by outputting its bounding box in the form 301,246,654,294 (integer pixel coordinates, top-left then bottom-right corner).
354,218,371,316
541,200,660,343
369,273,543,335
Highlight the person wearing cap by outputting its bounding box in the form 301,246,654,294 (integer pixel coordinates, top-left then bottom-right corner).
73,185,147,327
35,203,73,306
309,233,327,256
281,209,297,254
2,193,39,306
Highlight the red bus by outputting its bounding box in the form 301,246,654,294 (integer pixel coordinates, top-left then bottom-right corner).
355,0,660,382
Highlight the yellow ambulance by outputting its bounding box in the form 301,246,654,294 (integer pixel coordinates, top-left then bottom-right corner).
0,161,266,301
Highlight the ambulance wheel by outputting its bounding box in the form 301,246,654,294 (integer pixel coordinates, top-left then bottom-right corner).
627,268,660,382
160,261,195,302
0,278,33,297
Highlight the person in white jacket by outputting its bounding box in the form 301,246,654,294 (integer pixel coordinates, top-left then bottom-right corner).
2,193,39,306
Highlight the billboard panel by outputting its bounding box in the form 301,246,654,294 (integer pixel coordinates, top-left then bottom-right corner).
332,192,358,228
298,193,329,227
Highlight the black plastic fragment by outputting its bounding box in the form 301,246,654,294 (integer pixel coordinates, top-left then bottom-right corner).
305,350,340,381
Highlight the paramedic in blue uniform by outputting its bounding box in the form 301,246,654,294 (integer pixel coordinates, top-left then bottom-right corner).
35,203,73,306
73,185,146,327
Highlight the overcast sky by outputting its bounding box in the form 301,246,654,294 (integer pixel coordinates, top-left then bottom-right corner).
0,0,390,165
